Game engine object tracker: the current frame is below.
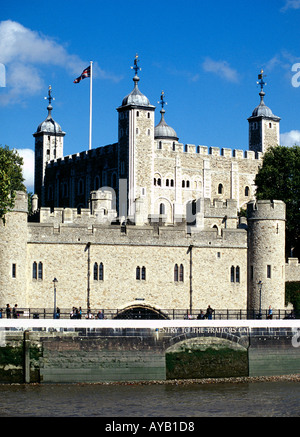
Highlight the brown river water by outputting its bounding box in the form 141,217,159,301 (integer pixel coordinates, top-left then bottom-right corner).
0,378,299,417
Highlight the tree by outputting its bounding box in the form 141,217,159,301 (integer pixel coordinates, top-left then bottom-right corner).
254,145,300,259
0,145,26,219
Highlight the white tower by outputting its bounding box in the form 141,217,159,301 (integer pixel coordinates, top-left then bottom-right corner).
33,86,65,207
117,55,155,220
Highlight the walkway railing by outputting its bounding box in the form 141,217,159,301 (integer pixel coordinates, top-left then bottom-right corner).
1,307,297,320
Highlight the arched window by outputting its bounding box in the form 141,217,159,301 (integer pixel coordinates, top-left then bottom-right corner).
136,266,140,280
179,264,184,282
231,266,235,283
32,262,37,280
94,262,98,280
38,262,43,280
136,266,146,280
141,266,146,280
174,264,179,282
159,203,165,215
245,186,250,196
218,183,223,194
99,263,104,281
231,265,240,283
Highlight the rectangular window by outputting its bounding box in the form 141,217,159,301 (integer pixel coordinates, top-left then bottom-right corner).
267,265,271,279
12,264,16,278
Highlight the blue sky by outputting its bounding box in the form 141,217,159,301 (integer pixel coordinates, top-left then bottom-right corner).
1,0,300,192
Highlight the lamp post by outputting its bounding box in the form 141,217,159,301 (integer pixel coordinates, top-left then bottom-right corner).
85,242,91,310
53,277,58,319
188,244,193,315
258,280,263,319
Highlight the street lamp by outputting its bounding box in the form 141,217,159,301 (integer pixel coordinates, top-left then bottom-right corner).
258,280,263,319
53,277,58,319
188,244,193,315
85,242,91,310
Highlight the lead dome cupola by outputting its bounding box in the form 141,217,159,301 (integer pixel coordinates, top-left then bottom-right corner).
250,70,280,121
36,85,64,134
121,54,151,107
154,91,178,140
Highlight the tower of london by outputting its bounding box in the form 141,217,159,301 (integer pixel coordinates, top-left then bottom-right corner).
0,57,299,317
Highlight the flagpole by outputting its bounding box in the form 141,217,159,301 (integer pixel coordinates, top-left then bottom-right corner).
89,60,93,150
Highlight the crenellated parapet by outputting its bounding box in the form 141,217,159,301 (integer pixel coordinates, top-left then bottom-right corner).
154,140,263,160
46,143,118,168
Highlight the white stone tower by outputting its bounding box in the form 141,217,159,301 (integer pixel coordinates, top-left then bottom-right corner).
33,86,65,207
0,191,28,307
117,55,155,220
248,70,280,155
247,200,286,313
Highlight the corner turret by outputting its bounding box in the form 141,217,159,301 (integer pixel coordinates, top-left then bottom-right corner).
248,70,280,155
247,200,286,314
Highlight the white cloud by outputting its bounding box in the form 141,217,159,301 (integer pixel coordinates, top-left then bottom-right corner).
202,57,239,83
0,20,121,105
281,0,300,12
16,148,35,191
280,130,300,147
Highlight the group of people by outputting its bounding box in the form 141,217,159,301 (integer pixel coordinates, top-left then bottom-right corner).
197,305,215,320
69,306,105,320
0,304,19,319
185,305,215,320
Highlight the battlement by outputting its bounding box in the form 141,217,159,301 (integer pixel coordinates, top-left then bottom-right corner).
155,140,263,160
11,191,28,213
46,143,118,168
203,198,238,217
247,200,286,221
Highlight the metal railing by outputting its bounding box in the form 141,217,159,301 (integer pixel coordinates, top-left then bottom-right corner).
0,307,297,320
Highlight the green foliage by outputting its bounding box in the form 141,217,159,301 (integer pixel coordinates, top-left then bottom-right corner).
255,145,300,258
285,282,300,316
0,145,26,219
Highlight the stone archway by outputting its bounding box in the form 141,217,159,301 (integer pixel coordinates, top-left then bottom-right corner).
114,303,170,320
165,336,249,379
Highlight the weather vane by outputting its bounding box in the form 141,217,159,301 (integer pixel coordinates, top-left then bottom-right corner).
158,91,167,110
257,69,267,92
45,85,55,106
131,54,141,76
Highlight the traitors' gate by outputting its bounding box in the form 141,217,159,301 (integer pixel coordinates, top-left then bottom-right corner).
0,319,299,383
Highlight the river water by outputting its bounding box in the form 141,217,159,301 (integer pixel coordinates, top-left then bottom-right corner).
0,380,299,417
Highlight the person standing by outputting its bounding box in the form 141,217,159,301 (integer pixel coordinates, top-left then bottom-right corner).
267,305,273,319
6,304,11,319
206,305,214,320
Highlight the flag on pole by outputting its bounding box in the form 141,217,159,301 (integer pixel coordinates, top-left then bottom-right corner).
73,61,93,150
74,66,91,83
